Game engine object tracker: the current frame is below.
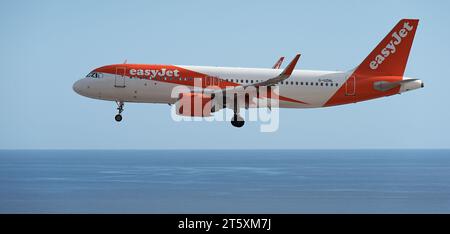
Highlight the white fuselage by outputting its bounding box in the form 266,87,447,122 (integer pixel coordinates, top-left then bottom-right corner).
73,65,350,109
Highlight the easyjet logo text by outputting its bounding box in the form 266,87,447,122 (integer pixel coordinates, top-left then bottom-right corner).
129,68,180,78
369,22,414,70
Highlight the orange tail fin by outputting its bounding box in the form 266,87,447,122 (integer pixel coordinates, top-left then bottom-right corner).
354,19,419,77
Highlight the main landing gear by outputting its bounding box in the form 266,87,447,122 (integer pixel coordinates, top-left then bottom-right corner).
231,104,244,128
115,101,124,122
230,94,244,128
231,114,245,128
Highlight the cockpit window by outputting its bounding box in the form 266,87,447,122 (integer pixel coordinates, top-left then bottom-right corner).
86,72,102,78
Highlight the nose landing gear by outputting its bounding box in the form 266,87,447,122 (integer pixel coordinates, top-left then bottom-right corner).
115,101,124,122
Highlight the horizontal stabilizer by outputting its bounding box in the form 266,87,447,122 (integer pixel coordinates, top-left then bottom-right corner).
374,79,421,91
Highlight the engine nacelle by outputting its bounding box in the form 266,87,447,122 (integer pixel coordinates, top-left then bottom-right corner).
176,93,213,117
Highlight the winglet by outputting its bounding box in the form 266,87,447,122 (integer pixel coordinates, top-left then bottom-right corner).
280,54,301,77
272,57,285,69
241,53,301,88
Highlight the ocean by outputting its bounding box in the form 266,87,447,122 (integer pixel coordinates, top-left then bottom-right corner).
0,150,449,213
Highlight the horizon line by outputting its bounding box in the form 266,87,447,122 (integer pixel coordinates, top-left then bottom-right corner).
1,148,449,151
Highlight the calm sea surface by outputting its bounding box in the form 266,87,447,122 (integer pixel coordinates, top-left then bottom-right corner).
1,150,450,213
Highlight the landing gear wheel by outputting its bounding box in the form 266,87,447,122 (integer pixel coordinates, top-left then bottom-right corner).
115,101,124,122
231,114,245,128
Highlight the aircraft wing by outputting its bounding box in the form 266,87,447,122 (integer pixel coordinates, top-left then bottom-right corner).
182,54,301,113
201,54,301,95
248,54,301,87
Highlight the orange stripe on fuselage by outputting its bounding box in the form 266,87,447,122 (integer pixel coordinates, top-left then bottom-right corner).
94,64,309,105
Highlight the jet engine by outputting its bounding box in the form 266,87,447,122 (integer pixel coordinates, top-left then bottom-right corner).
176,93,214,117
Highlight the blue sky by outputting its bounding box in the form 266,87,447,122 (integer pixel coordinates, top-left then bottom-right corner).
0,0,449,149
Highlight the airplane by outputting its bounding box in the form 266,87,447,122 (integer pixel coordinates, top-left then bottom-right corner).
73,19,423,128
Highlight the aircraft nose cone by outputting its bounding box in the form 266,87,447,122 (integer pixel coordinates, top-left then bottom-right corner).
73,79,83,95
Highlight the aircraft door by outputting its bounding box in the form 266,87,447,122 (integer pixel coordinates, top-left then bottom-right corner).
115,67,126,88
345,75,356,96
